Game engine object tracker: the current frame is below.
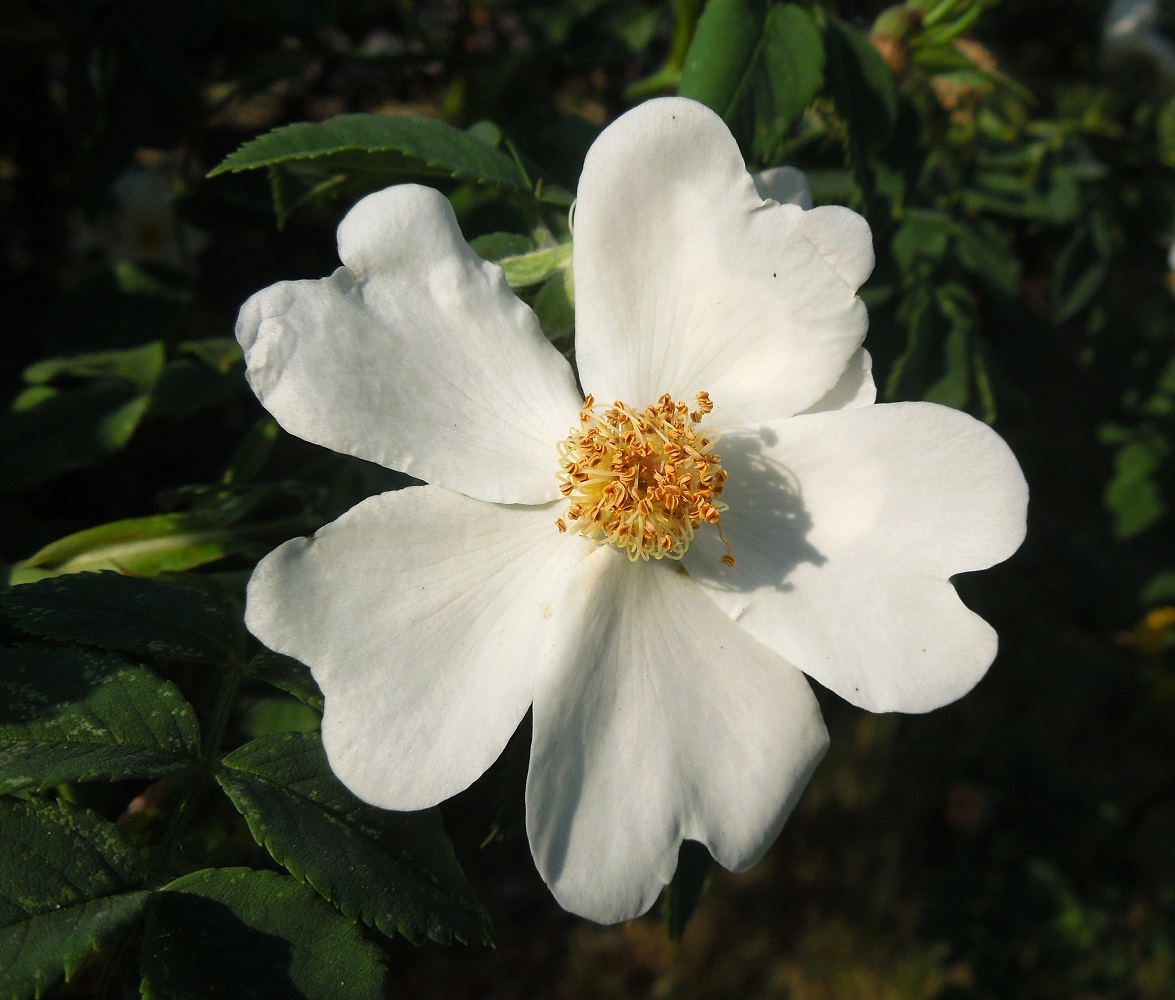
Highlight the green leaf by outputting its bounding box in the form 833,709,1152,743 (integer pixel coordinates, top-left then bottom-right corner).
890,208,952,275
1158,93,1175,167
9,512,249,582
239,695,320,738
922,318,972,410
497,241,572,289
208,113,529,193
23,342,167,393
821,11,898,202
1103,432,1168,540
954,218,1020,298
469,231,533,262
1051,210,1113,323
147,359,244,421
248,650,324,711
141,868,389,1000
679,0,766,117
532,267,576,353
179,337,243,373
0,646,199,794
0,387,151,494
0,798,150,1000
217,731,492,945
680,2,823,161
0,571,236,663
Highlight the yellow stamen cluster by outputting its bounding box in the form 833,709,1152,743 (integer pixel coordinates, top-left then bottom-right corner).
557,391,735,566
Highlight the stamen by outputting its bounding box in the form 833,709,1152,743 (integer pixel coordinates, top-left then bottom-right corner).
556,392,735,565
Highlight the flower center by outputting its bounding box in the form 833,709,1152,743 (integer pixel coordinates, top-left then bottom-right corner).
556,391,735,566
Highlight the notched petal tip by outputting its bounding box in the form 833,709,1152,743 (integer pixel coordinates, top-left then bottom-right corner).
799,205,876,293
233,182,582,504
573,96,878,424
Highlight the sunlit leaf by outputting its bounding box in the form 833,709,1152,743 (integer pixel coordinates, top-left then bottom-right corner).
208,113,529,193
680,1,823,162
496,241,572,288
10,512,251,582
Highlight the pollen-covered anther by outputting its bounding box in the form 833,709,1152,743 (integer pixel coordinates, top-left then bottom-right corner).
556,392,735,565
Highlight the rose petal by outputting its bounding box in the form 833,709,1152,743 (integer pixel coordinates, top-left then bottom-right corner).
685,402,1029,713
799,347,876,413
573,97,874,425
526,558,828,923
752,166,813,209
245,485,604,810
236,185,582,504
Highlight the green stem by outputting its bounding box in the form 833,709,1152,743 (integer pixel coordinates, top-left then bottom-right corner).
624,0,704,101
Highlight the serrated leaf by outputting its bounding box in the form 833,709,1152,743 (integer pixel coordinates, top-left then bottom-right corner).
0,798,150,1000
680,1,823,162
248,650,324,711
141,868,389,1000
0,571,236,663
0,646,200,794
217,732,491,945
209,113,529,193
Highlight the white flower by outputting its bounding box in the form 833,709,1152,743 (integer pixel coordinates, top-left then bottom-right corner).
76,167,208,271
235,97,1028,924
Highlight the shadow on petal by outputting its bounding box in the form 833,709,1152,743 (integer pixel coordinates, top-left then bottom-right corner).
688,427,825,594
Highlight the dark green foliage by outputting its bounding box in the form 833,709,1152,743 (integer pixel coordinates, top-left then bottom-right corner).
0,798,150,1000
820,10,897,205
140,868,389,1000
0,646,199,794
218,732,492,945
0,572,236,663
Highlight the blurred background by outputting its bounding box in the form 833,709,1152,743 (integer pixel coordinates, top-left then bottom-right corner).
2,0,1173,996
